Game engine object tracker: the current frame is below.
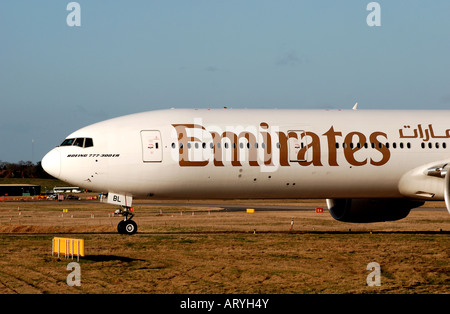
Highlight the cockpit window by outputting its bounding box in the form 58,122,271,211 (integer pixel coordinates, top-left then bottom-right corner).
60,139,75,146
60,138,94,148
84,138,93,148
73,138,84,147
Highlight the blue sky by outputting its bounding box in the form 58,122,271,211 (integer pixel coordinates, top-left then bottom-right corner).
1,1,450,163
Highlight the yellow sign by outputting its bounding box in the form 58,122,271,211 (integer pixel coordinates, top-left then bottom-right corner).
52,237,85,258
246,208,255,213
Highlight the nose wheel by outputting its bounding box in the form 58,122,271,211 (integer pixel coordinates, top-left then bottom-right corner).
118,219,137,235
115,206,137,235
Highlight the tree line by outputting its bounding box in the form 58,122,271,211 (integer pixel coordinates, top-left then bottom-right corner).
0,161,52,179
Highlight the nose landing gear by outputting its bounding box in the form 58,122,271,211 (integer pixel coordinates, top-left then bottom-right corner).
117,219,137,235
115,206,137,235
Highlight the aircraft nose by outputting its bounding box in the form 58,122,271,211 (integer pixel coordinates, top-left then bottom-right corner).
42,149,61,178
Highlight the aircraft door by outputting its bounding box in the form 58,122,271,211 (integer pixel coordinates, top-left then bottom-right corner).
288,130,308,162
141,130,162,162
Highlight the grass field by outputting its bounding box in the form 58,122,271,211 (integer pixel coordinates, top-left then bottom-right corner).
0,198,449,294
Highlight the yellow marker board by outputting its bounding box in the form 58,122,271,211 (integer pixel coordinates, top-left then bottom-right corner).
52,237,85,257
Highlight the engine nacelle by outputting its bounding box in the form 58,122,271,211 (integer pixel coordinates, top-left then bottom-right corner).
445,171,450,214
326,198,425,223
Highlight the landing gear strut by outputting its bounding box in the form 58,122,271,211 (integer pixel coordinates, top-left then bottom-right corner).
115,206,137,235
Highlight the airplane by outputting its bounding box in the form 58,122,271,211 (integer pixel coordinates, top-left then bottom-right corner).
42,108,450,234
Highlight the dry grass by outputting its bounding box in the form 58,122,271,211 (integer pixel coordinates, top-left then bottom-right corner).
0,198,449,294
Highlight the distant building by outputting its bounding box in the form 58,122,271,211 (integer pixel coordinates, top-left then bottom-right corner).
0,184,41,196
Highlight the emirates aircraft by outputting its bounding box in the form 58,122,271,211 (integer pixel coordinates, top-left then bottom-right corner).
42,108,450,234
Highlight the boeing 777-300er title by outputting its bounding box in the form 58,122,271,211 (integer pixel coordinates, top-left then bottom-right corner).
42,108,450,234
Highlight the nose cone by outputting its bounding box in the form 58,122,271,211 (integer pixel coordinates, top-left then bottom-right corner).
42,149,61,178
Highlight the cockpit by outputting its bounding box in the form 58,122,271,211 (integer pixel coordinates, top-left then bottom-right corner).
60,138,94,148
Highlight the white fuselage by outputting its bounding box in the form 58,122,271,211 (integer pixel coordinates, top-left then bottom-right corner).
42,109,450,201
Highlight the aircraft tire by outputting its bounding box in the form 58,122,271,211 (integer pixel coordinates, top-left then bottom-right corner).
117,220,125,234
118,220,137,235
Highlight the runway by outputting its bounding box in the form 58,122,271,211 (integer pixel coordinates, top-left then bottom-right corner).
133,201,449,212
134,202,314,212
